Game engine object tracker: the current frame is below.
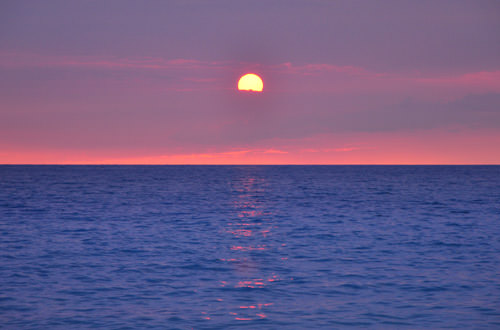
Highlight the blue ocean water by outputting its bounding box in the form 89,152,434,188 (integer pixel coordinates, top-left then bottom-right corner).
0,165,499,329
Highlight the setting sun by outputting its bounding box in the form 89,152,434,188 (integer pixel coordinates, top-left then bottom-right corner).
237,73,263,92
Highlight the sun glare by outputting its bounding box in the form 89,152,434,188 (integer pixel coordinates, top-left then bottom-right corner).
238,73,263,92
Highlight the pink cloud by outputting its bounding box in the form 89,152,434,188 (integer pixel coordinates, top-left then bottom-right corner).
331,147,360,152
414,71,500,90
302,147,360,153
2,128,500,164
2,52,498,98
263,149,288,154
0,52,221,71
276,62,380,77
183,77,218,83
271,61,500,99
84,148,291,164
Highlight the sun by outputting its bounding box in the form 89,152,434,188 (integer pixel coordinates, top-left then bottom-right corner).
237,73,263,92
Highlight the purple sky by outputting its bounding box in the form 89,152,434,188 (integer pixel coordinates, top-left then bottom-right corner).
1,0,499,164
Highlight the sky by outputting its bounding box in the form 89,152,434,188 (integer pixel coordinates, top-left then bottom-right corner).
1,0,499,164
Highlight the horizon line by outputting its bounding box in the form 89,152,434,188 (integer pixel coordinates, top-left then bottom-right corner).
1,164,499,166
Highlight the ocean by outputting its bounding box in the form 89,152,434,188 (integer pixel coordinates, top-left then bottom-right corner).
0,165,499,329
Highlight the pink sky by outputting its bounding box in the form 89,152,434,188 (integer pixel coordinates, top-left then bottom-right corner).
1,1,499,164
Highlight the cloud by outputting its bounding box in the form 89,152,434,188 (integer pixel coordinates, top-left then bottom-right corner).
263,149,288,154
414,71,500,91
274,62,377,76
1,52,499,153
0,52,226,71
331,147,359,152
273,61,500,96
89,148,291,164
302,147,360,153
5,126,499,164
2,52,499,97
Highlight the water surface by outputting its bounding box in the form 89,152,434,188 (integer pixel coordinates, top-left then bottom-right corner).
0,165,499,328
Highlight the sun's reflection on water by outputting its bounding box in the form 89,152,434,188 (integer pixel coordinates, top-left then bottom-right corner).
209,171,282,322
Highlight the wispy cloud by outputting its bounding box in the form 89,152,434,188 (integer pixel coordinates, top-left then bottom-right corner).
274,62,382,77
0,52,224,71
263,149,288,154
413,71,500,90
302,147,360,153
2,52,498,93
90,148,290,164
2,51,498,102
